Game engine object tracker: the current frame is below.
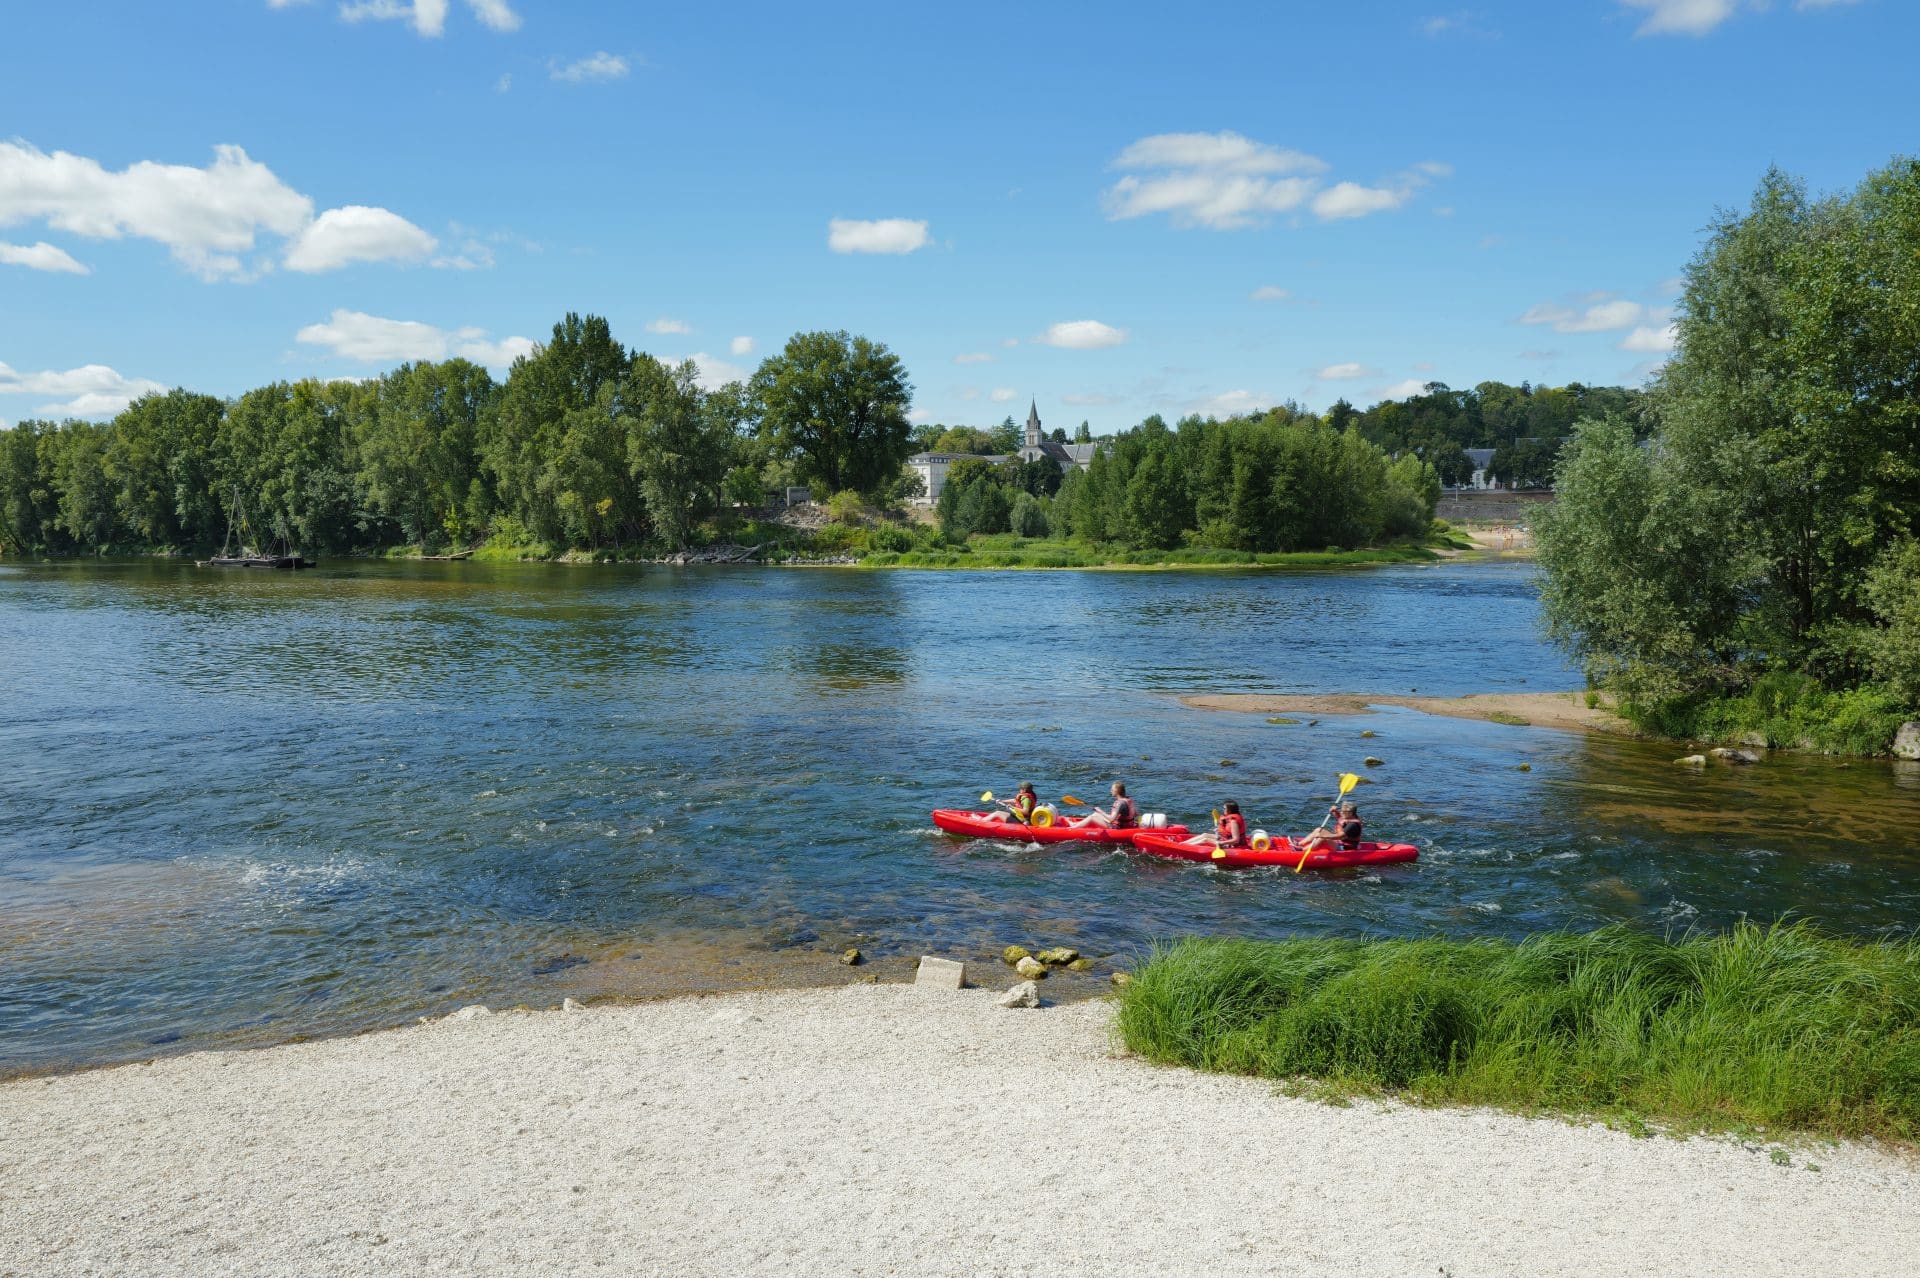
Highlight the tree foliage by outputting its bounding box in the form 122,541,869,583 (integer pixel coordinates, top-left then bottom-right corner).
1535,158,1920,743
750,331,912,497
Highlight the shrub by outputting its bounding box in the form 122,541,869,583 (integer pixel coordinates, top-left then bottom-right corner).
1117,925,1920,1141
826,489,866,525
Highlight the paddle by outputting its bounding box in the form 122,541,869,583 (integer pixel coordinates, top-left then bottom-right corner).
1295,773,1361,872
1211,809,1226,860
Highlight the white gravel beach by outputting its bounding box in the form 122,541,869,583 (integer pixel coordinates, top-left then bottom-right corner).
3,983,1915,1277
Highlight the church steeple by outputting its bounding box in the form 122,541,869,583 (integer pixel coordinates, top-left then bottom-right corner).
1025,399,1041,448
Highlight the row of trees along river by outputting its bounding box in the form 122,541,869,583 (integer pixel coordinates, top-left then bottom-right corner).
0,309,1644,560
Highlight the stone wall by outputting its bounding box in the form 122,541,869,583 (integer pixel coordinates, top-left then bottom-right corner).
1436,489,1555,525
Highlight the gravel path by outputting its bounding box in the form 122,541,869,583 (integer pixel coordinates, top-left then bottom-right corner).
4,984,1915,1276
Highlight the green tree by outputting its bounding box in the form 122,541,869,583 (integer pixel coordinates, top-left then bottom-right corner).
105,390,225,548
751,331,913,496
483,313,628,543
628,357,730,549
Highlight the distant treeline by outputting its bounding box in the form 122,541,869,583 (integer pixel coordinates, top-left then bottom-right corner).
1336,381,1649,487
0,307,1641,558
937,409,1443,552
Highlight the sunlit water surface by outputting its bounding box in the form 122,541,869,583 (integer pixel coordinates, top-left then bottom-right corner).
3,558,1917,1074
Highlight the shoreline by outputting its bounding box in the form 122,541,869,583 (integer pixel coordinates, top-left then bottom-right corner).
4,984,1913,1277
1183,689,1635,736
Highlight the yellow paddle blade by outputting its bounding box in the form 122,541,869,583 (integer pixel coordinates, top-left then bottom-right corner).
980,791,994,803
1211,847,1226,860
1337,772,1361,796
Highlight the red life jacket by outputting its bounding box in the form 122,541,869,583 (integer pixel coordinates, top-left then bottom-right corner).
1217,813,1247,848
1011,791,1036,816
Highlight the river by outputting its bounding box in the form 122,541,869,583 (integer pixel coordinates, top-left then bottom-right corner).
3,558,1917,1074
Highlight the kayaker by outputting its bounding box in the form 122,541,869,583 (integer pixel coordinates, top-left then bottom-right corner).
1200,801,1248,849
1301,800,1362,853
987,783,1039,824
1077,781,1139,830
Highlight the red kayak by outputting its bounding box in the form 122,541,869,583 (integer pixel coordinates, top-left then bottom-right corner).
1130,830,1418,870
931,809,1189,845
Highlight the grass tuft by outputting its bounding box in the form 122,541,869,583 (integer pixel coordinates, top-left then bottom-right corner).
1115,923,1920,1142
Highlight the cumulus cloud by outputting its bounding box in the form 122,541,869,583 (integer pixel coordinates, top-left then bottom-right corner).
1103,130,1447,229
329,0,517,36
0,360,166,418
1618,323,1678,353
1617,0,1853,35
953,352,992,364
1102,131,1324,229
989,387,1018,403
0,140,436,280
730,336,755,357
1370,379,1432,402
284,205,436,273
645,317,691,335
1037,320,1127,350
1249,285,1290,301
1520,295,1647,333
294,308,533,369
1315,362,1380,380
657,352,750,391
551,52,630,83
1191,389,1274,418
0,240,89,274
827,217,930,254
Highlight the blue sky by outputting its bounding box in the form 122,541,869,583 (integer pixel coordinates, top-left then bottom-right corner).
2,0,1914,431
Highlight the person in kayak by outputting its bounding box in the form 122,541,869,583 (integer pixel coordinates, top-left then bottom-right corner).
1076,781,1138,829
1198,801,1247,849
987,783,1039,824
1301,800,1362,852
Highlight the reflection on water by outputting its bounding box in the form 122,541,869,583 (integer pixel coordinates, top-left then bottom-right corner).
2,557,1917,1075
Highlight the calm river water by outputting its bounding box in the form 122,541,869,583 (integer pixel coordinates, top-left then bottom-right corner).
4,558,1918,1074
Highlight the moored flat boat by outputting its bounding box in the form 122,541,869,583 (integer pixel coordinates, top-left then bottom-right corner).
1130,829,1418,870
931,809,1188,844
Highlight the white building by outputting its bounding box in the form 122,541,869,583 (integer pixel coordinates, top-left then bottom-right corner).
908,402,1096,505
1462,447,1498,489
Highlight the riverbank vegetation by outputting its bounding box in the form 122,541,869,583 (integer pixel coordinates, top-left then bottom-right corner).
5,306,1592,568
1116,924,1920,1143
1535,158,1920,753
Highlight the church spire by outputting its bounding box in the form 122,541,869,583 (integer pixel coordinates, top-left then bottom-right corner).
1025,399,1041,447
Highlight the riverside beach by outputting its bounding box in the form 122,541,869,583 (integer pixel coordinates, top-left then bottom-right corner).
6,984,1917,1278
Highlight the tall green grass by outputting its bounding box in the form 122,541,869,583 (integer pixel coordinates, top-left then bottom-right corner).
1116,924,1920,1141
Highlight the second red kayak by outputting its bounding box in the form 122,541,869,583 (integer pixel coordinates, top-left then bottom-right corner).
931,809,1189,844
1130,830,1419,870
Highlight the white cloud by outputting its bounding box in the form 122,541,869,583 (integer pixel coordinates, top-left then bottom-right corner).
1311,182,1406,220
1520,296,1646,333
465,0,520,31
1618,323,1678,353
0,240,89,274
0,140,441,281
989,387,1018,403
495,73,512,93
0,360,166,418
670,352,749,390
999,337,1019,348
953,351,992,364
909,407,933,423
1038,320,1127,350
551,52,630,83
729,336,755,357
284,205,436,273
1191,389,1274,418
1104,131,1446,229
429,236,495,270
1370,379,1431,402
645,317,691,335
0,140,312,280
1316,361,1379,380
957,386,981,401
1103,130,1324,230
827,217,930,255
1249,285,1290,302
294,308,533,369
1620,0,1739,35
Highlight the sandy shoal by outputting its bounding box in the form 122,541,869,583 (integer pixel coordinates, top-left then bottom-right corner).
4,985,1914,1277
1184,689,1633,736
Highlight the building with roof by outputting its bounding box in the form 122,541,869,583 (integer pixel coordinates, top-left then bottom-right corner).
1462,447,1498,489
907,401,1095,504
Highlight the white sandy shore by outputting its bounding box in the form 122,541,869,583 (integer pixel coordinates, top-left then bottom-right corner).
3,984,1915,1277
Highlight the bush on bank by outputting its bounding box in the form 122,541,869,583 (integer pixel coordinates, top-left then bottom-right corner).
1116,924,1920,1142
